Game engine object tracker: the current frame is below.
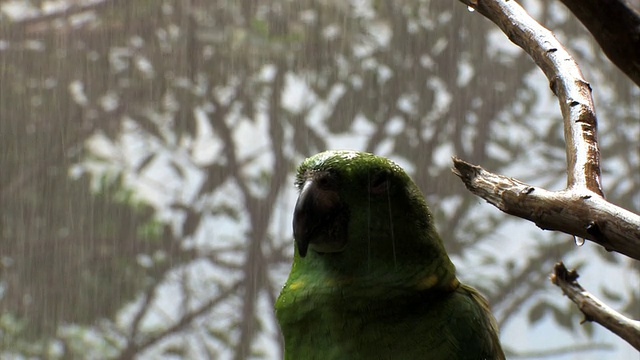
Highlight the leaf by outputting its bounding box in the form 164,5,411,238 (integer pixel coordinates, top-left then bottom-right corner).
207,326,234,346
163,345,187,357
250,19,270,37
200,163,228,194
182,208,202,237
600,286,623,302
213,203,241,221
527,301,549,324
135,153,156,174
170,202,191,212
135,114,164,140
597,250,620,264
582,321,595,338
169,160,186,179
551,306,575,331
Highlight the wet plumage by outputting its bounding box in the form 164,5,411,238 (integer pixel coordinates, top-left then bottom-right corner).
276,150,504,360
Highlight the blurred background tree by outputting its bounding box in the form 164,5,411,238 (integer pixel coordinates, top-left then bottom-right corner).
0,0,637,358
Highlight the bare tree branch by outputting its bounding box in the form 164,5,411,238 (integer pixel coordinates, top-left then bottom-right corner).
447,0,640,352
551,262,640,351
452,158,640,260
117,281,243,359
492,241,574,328
459,0,603,195
557,0,640,87
451,1,640,259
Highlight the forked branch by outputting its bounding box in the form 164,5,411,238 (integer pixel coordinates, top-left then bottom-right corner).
452,0,640,347
459,0,602,195
452,0,640,256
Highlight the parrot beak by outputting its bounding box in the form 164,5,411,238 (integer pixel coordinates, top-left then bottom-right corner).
293,175,347,257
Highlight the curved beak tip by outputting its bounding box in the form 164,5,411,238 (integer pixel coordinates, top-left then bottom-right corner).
296,240,308,257
293,182,312,258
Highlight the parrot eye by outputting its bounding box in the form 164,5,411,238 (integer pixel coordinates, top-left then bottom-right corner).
369,171,389,194
315,171,338,190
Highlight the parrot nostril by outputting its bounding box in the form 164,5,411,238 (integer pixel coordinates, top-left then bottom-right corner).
316,171,338,190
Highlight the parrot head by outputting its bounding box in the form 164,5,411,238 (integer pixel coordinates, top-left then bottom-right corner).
292,150,454,283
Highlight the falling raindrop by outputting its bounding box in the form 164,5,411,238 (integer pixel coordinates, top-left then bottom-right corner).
573,235,585,246
467,6,475,12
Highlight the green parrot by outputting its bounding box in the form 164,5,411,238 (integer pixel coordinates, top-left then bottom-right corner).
275,150,504,360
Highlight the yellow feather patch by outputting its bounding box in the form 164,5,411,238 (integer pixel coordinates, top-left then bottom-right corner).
447,277,460,291
416,274,439,290
289,280,304,290
415,275,460,291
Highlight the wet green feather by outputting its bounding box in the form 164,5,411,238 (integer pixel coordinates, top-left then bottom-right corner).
276,150,504,360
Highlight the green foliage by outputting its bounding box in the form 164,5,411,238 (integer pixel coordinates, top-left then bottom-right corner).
0,171,181,342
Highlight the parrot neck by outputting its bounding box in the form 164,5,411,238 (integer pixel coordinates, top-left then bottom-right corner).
284,247,459,302
276,259,462,329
